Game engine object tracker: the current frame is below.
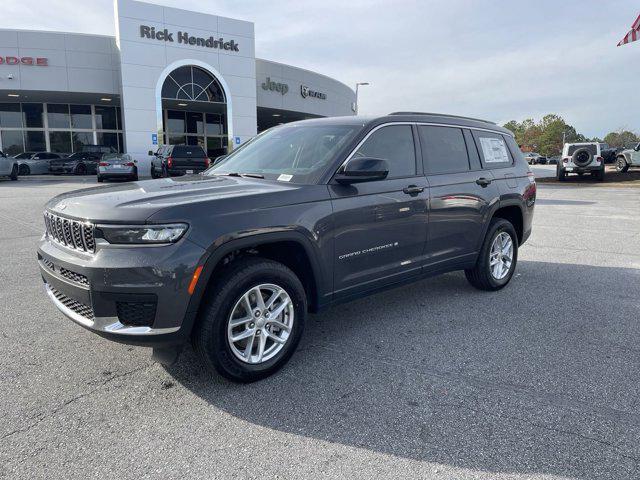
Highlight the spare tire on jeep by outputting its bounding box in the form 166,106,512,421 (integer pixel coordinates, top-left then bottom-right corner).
572,148,593,167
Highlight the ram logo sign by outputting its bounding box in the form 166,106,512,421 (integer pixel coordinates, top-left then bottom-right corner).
300,85,327,100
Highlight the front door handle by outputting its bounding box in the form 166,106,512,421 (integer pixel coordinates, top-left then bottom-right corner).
476,177,492,187
403,185,425,195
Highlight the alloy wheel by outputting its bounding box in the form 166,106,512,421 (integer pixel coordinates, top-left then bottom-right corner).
227,283,294,364
489,232,513,280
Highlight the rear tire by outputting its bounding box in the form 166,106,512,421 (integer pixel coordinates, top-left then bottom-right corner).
556,165,566,182
465,218,518,291
162,165,169,178
593,168,605,181
18,164,30,176
192,257,306,382
75,163,87,176
97,176,104,183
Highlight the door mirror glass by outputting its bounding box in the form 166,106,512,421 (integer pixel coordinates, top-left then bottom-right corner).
335,157,389,184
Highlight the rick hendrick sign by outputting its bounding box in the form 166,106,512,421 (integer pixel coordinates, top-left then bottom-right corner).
139,25,240,52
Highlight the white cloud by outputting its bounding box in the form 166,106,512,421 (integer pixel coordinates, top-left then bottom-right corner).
2,0,639,137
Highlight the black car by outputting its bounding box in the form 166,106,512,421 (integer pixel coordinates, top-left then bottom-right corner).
38,113,536,382
49,152,104,175
150,144,211,178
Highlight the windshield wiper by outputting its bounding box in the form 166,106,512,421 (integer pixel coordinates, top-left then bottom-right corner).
216,172,265,179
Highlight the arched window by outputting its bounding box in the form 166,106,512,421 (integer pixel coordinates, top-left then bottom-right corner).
161,66,226,103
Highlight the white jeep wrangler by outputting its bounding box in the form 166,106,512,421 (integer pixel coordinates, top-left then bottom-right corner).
557,143,605,181
615,143,640,173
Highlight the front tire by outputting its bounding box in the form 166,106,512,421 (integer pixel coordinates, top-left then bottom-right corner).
193,257,307,382
75,163,87,176
593,168,605,181
616,157,629,173
465,218,518,291
9,164,18,181
18,164,30,176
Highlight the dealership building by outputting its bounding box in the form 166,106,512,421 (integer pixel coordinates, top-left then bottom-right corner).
0,0,356,173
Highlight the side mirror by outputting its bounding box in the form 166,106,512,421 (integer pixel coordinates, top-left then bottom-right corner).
334,157,389,184
148,150,154,156
635,143,640,152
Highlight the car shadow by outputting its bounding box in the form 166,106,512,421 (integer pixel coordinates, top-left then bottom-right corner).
165,260,640,478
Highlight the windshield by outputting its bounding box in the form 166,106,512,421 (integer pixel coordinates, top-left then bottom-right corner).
206,124,360,184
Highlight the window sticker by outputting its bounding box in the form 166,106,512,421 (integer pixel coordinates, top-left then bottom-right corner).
479,137,510,163
277,174,293,182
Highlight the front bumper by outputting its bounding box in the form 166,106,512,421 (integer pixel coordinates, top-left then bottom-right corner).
38,235,208,347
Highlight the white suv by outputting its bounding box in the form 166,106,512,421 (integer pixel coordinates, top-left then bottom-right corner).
557,143,605,181
0,150,18,181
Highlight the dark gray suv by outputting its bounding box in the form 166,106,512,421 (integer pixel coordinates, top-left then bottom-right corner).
38,113,536,382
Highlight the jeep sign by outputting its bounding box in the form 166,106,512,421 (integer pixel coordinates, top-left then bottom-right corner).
261,77,289,95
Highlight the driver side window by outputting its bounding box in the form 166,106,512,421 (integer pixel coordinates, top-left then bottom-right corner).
353,125,416,179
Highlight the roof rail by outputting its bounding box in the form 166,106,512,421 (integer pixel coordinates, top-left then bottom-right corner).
388,111,496,125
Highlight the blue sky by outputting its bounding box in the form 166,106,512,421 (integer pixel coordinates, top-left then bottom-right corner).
3,0,639,138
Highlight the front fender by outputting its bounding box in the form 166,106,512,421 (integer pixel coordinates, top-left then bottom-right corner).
183,228,328,333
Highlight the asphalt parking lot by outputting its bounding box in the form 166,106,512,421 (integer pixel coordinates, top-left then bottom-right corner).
2,176,640,479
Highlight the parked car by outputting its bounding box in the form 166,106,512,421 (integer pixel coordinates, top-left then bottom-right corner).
14,152,61,175
97,153,138,182
599,143,618,164
149,144,210,178
615,142,640,173
523,152,547,165
38,113,535,382
49,151,103,175
547,155,560,165
0,150,18,180
557,142,605,181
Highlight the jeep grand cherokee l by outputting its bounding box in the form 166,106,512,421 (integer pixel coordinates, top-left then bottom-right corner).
38,113,535,382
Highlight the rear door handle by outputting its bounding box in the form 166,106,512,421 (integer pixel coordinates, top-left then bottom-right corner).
476,177,492,187
403,185,425,195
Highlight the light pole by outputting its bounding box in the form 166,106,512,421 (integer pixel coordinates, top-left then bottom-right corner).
354,82,369,115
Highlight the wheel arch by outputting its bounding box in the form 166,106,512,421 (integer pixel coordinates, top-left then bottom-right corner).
186,231,327,334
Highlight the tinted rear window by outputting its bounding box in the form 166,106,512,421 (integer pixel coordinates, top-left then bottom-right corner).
419,126,470,174
473,131,513,168
171,146,206,157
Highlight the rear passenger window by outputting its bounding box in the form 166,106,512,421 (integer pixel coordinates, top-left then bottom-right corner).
418,126,470,174
352,125,416,178
473,131,513,168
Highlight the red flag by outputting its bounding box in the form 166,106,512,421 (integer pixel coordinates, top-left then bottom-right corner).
617,13,640,46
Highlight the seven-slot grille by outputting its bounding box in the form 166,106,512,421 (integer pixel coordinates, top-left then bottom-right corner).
44,211,95,253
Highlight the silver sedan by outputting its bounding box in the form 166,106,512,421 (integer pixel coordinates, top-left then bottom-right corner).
14,152,62,175
97,153,138,182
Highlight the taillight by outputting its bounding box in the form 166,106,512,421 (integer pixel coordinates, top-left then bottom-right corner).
527,171,536,183
596,156,603,162
563,158,569,164
124,162,135,167
204,157,211,167
99,162,109,167
167,156,173,168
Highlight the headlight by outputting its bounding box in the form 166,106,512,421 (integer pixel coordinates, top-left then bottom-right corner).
97,223,188,244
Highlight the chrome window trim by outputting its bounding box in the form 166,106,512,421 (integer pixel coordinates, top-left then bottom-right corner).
336,121,513,173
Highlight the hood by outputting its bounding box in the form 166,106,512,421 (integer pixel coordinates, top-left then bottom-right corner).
44,175,310,223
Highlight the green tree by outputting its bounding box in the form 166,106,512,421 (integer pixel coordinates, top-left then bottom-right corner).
603,129,639,148
503,114,588,156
